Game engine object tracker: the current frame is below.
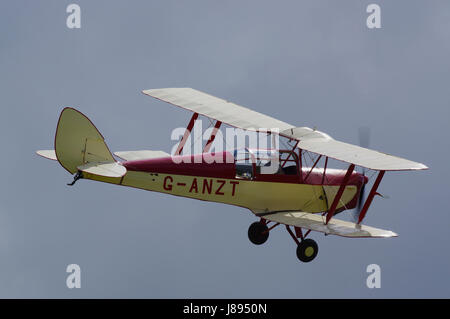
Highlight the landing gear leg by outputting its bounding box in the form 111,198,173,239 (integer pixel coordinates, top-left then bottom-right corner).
285,225,319,263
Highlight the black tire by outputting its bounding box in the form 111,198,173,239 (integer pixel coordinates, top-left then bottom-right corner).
248,222,269,245
296,239,318,262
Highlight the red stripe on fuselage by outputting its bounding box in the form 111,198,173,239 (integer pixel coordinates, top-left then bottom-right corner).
122,152,367,185
123,152,236,179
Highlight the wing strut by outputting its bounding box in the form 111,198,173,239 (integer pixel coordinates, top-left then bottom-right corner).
175,112,199,156
321,156,329,184
357,170,385,224
285,225,301,245
325,164,355,224
304,155,323,182
203,121,222,153
281,141,299,168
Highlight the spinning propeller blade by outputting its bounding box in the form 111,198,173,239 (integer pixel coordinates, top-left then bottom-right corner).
358,126,371,149
353,127,370,222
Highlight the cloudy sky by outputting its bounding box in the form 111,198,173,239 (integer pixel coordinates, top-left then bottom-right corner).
0,0,449,298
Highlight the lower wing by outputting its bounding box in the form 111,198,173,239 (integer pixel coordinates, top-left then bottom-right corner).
259,211,397,238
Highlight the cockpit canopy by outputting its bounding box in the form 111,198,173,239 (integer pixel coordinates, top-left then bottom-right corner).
233,148,299,180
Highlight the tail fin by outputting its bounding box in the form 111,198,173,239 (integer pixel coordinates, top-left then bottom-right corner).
54,108,125,177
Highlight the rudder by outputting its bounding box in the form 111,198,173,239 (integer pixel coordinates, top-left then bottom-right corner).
55,107,115,174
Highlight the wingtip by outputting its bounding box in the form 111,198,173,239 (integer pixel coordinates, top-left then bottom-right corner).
412,163,429,171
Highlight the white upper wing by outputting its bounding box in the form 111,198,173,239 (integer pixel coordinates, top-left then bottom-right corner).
282,127,428,171
142,88,294,131
143,88,428,171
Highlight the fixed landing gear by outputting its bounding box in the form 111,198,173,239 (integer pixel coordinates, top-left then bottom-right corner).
296,238,318,263
247,219,319,262
285,225,319,263
248,221,269,245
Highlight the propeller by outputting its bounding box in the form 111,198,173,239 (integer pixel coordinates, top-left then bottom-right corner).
352,127,370,222
356,179,366,214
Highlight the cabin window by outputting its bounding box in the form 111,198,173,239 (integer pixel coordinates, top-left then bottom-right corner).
234,149,254,180
255,150,299,176
278,151,299,175
234,149,299,179
254,150,280,175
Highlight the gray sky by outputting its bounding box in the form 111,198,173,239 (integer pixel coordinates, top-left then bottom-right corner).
0,0,449,298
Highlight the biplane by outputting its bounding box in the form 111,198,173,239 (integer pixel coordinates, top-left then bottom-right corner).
37,88,428,262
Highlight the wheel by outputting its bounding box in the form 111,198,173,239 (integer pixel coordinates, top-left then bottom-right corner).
296,239,318,262
248,222,269,245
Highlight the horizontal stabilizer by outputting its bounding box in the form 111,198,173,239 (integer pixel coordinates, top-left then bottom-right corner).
114,150,169,161
36,150,57,161
77,161,126,178
261,211,397,238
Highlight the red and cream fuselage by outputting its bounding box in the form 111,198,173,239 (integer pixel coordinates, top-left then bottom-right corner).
93,150,369,215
